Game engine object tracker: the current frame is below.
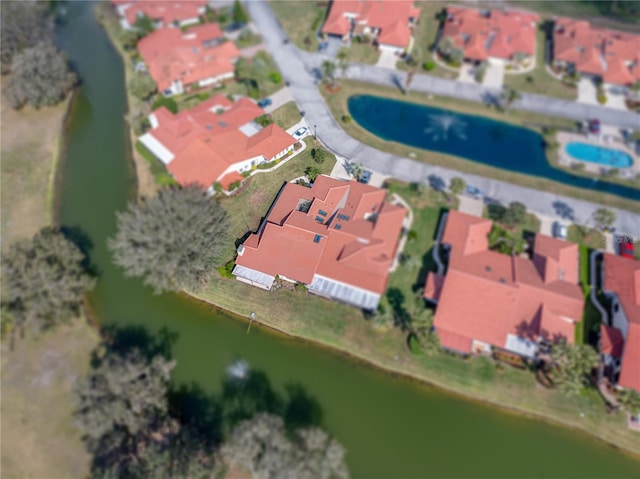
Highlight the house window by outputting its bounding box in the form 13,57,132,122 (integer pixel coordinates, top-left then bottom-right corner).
314,234,322,243
318,210,327,216
315,216,324,223
614,303,619,313
337,214,350,221
335,224,342,230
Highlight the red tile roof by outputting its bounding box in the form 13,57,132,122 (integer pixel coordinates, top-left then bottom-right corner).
138,25,238,92
603,254,640,392
426,211,583,354
118,1,206,27
218,171,245,190
553,18,640,86
322,0,420,48
236,176,406,295
601,324,624,358
146,94,296,188
442,7,539,62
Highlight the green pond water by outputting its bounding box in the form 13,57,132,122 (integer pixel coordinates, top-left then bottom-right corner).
54,3,640,478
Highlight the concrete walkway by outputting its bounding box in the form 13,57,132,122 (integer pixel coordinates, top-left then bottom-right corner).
246,0,640,237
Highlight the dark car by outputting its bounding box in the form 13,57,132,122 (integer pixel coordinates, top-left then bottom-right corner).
358,170,372,184
225,22,246,33
617,236,635,259
317,41,328,53
257,98,272,108
588,118,601,134
464,185,483,199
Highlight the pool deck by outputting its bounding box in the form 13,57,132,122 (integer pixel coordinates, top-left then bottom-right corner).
556,129,640,179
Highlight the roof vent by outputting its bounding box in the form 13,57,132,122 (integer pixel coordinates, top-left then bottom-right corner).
485,265,492,272
206,125,213,130
499,278,506,284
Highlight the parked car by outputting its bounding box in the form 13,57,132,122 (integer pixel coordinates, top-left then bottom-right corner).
292,126,308,140
617,235,635,259
257,98,272,108
317,41,328,53
552,221,568,239
588,118,601,134
358,170,372,184
464,185,483,199
225,22,246,33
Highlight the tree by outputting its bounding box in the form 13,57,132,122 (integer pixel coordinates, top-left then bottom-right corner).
549,341,599,396
410,299,440,356
4,42,77,109
498,86,521,110
128,73,157,101
404,67,415,93
0,1,53,74
311,148,326,164
108,186,230,294
617,388,640,416
222,413,348,479
449,177,466,195
321,59,338,87
305,166,321,183
592,207,616,231
1,227,95,337
336,49,349,78
346,162,365,181
232,0,249,25
119,28,141,51
503,201,527,228
134,14,155,36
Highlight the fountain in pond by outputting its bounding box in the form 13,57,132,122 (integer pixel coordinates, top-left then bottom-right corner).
424,114,467,142
226,359,250,380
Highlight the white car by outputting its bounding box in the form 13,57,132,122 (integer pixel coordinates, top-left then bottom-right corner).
552,221,568,239
292,127,308,140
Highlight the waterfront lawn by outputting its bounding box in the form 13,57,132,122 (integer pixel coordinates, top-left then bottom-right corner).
503,28,577,101
135,141,178,188
1,319,98,478
217,137,335,261
339,44,379,65
270,101,302,129
269,0,326,52
320,80,639,213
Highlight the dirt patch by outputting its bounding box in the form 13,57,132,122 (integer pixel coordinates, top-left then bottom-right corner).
0,93,70,250
1,320,99,478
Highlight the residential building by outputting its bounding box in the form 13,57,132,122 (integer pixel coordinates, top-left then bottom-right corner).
322,0,421,54
113,0,208,30
139,94,297,190
138,24,239,96
441,6,539,63
424,211,583,357
233,175,407,310
553,18,640,87
600,253,640,393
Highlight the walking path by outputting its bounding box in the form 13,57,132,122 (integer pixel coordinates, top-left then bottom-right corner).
246,0,640,237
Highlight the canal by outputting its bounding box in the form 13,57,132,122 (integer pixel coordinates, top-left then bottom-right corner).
55,3,640,478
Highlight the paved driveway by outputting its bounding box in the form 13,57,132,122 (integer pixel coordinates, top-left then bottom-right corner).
376,49,398,69
605,86,629,110
458,195,484,217
577,78,598,105
457,64,475,84
483,61,504,89
263,86,294,113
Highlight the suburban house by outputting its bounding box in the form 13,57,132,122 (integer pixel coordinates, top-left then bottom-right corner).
233,175,407,310
322,0,421,54
138,23,239,96
112,0,208,30
553,18,640,87
139,94,297,190
441,6,539,63
424,211,584,358
599,254,640,393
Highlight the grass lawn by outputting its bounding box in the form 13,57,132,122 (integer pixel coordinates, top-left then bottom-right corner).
1,320,99,478
233,32,263,49
269,0,326,52
193,176,639,455
135,141,178,188
269,101,302,129
320,80,640,213
0,94,70,251
567,225,606,250
339,43,379,65
217,137,336,261
503,28,577,101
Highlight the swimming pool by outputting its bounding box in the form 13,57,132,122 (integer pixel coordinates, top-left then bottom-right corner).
565,142,633,168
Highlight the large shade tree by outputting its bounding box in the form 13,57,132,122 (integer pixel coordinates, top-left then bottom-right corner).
592,207,616,231
108,185,230,294
549,341,599,396
1,227,95,336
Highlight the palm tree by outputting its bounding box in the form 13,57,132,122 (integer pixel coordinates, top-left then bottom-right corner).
617,388,640,416
346,161,365,180
404,67,415,93
336,49,349,78
549,341,599,396
499,86,521,111
321,59,338,87
449,177,466,195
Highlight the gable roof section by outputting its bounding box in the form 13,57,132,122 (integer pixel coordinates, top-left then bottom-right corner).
236,176,406,295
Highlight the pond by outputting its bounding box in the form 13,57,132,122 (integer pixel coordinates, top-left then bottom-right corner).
54,3,640,478
348,94,640,200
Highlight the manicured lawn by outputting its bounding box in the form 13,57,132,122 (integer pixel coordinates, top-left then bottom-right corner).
503,28,577,101
269,101,302,129
320,80,640,213
567,225,606,250
217,137,335,260
233,31,263,49
135,141,178,187
339,44,379,65
269,0,326,52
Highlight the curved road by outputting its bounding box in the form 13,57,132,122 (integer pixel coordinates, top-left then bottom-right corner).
246,1,640,236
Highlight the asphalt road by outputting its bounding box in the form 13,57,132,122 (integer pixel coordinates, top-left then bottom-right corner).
246,0,640,237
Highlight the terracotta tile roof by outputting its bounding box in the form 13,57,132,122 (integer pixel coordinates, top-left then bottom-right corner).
553,17,640,86
120,1,206,27
429,211,583,355
322,0,420,48
603,254,640,392
138,25,238,92
601,324,624,358
146,95,296,188
442,7,539,62
218,171,245,190
236,176,406,295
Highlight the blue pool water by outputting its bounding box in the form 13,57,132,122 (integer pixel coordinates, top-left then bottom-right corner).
347,95,640,201
565,142,633,168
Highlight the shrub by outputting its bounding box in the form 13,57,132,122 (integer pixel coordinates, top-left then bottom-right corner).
217,261,235,279
341,115,352,123
213,182,223,193
597,89,607,104
407,230,418,241
255,114,273,127
228,181,242,191
294,283,307,293
305,166,320,182
151,96,178,114
422,60,436,71
268,72,282,84
311,148,326,164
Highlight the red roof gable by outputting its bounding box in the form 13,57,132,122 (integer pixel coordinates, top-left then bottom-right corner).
601,324,624,358
429,211,583,355
236,176,406,295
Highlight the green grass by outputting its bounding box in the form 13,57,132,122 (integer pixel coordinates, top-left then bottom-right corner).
135,141,178,187
234,31,263,49
567,225,606,250
503,27,577,100
269,1,326,52
339,43,379,65
269,101,302,129
320,80,640,213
